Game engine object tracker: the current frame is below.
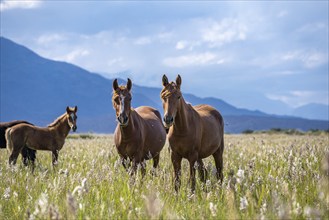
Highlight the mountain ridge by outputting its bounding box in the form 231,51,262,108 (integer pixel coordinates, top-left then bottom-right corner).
1,36,328,133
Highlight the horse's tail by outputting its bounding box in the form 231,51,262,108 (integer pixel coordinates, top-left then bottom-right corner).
5,128,13,154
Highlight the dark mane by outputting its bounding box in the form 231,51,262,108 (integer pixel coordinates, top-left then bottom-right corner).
47,113,67,127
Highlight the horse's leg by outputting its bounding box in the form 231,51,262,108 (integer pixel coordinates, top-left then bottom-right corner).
21,147,29,166
9,147,22,165
52,150,59,166
151,153,160,176
28,148,36,168
213,140,224,183
121,156,130,171
197,158,207,183
188,152,198,193
171,151,182,192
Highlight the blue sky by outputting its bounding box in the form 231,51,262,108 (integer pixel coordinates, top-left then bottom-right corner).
1,1,328,114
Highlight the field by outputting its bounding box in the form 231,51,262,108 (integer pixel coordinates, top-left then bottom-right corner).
0,133,328,219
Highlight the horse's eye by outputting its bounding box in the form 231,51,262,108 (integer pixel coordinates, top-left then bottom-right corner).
177,96,181,99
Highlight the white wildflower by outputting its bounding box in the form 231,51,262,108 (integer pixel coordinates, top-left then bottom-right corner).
239,196,248,210
3,187,10,199
209,202,217,216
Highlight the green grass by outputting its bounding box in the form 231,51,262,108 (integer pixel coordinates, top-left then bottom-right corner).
0,134,328,219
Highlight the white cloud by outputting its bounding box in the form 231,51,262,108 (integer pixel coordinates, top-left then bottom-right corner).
163,52,226,68
37,34,66,45
57,49,90,63
201,18,248,47
282,50,328,68
175,41,188,50
266,90,328,107
0,0,42,11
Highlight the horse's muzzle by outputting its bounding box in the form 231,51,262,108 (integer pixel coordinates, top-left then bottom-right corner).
72,125,77,132
163,115,174,128
118,114,129,127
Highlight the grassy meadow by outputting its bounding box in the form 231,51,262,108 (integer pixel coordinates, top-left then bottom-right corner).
0,133,328,219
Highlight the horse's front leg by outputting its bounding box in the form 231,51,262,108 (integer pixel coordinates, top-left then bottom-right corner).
188,151,198,193
197,158,207,183
131,158,146,178
52,150,59,166
171,151,182,192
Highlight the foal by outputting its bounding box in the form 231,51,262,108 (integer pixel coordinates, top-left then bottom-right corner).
161,75,224,192
112,79,166,176
6,106,78,166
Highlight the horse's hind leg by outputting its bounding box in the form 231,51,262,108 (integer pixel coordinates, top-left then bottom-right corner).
21,146,36,166
197,159,207,183
9,147,21,165
213,140,224,183
52,150,59,166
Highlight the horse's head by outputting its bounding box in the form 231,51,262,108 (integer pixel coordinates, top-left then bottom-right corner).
112,78,132,127
160,74,182,128
66,106,78,132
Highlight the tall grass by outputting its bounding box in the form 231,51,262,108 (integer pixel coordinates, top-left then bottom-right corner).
0,134,328,219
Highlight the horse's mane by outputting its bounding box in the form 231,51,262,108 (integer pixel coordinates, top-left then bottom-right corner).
160,82,181,98
47,113,67,127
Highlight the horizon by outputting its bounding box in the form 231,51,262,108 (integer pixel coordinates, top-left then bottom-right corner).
1,1,328,117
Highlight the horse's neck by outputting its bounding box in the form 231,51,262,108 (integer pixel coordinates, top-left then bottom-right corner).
174,98,192,133
119,109,138,140
53,115,71,137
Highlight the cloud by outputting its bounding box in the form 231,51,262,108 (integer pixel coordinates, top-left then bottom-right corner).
0,0,42,11
201,18,248,47
175,41,187,50
282,50,328,68
163,52,226,68
56,49,90,63
266,90,328,107
37,34,66,45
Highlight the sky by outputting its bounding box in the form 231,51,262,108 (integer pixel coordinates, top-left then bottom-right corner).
0,0,328,114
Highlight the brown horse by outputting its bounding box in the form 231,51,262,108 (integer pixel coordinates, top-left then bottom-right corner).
161,75,224,192
0,120,36,166
112,78,166,176
6,106,78,166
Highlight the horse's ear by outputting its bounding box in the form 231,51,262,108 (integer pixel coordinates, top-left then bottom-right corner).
74,106,78,113
127,78,132,91
176,74,182,89
162,74,169,87
66,106,70,114
113,79,119,91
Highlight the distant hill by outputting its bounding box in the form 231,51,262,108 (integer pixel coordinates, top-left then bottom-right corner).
292,103,328,121
1,37,328,133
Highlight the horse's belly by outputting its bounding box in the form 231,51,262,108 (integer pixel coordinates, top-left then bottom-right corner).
169,137,196,158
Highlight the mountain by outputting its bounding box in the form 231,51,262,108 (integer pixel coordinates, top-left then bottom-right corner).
1,36,328,133
292,103,328,121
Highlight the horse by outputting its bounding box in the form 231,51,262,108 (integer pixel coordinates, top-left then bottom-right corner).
6,106,78,166
161,74,224,192
112,78,166,176
0,120,36,166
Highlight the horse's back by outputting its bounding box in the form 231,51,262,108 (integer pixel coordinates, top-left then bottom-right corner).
135,106,162,122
